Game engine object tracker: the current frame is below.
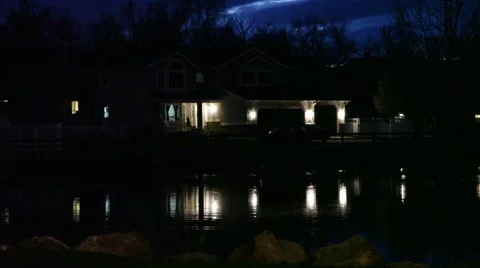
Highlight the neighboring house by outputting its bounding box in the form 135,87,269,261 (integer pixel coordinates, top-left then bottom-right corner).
1,65,114,126
148,47,352,134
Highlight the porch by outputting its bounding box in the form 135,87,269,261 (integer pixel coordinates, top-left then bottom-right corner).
155,101,221,132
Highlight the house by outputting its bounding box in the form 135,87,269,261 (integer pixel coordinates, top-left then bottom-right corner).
147,47,352,134
1,66,110,125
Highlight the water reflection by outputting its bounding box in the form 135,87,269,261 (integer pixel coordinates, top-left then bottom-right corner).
168,192,177,218
105,194,111,221
1,208,9,224
204,189,221,220
398,182,406,203
353,177,361,196
72,198,80,222
305,184,317,216
338,183,347,215
248,187,259,217
168,185,224,221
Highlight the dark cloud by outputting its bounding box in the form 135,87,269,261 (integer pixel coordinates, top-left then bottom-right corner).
27,0,392,38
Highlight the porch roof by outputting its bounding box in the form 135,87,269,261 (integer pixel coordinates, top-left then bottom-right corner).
221,85,351,101
151,87,226,102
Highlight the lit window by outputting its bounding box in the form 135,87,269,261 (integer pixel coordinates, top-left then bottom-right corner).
104,106,109,118
71,101,79,114
196,72,204,83
72,198,80,222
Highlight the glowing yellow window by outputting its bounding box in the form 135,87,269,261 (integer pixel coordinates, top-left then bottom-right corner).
71,101,79,114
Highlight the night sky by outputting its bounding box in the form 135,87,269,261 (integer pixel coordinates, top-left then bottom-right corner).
2,0,393,41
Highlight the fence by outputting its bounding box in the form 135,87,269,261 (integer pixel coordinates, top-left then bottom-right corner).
344,118,413,134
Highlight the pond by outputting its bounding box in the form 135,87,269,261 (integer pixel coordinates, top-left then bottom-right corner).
1,165,480,267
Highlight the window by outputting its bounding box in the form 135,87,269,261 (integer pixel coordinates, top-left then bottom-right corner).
258,72,273,85
241,72,256,85
104,106,110,119
166,104,180,121
71,101,79,114
158,72,165,88
169,72,184,88
196,72,204,83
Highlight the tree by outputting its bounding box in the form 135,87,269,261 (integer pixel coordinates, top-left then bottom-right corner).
373,70,404,118
290,16,357,66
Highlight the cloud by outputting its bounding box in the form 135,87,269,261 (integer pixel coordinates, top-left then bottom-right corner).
347,14,391,34
226,0,311,14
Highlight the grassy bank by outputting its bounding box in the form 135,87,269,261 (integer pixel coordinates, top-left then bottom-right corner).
158,139,479,172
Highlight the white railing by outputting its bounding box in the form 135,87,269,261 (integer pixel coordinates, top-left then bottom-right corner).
345,118,413,134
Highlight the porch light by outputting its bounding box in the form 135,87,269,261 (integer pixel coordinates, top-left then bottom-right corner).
208,103,218,114
337,107,346,123
475,114,480,119
305,109,314,124
248,109,257,121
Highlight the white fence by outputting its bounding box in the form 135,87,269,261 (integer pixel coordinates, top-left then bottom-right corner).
345,118,413,134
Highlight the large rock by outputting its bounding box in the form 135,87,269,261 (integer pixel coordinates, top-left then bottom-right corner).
172,252,218,263
313,235,384,267
252,231,308,264
16,236,70,251
388,261,430,268
229,245,251,261
75,232,151,259
279,239,309,264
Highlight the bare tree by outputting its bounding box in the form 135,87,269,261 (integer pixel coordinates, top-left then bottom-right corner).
390,0,480,60
228,13,256,46
290,16,357,66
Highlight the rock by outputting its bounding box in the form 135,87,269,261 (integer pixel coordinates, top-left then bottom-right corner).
229,245,251,261
252,231,308,264
173,252,218,263
279,239,309,264
253,231,284,264
76,232,151,259
17,236,70,251
388,261,430,268
313,235,383,267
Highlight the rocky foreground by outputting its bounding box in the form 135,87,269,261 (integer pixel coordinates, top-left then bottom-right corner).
0,231,476,268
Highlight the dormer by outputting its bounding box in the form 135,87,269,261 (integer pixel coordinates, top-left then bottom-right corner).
146,52,198,92
158,61,186,90
218,47,291,87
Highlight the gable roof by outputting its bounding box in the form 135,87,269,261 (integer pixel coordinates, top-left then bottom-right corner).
218,47,291,70
145,52,199,69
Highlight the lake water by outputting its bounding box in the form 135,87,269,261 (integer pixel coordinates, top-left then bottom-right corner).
1,165,480,267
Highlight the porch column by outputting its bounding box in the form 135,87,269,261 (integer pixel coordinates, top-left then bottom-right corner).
247,103,258,124
302,101,316,125
335,102,347,133
197,101,203,130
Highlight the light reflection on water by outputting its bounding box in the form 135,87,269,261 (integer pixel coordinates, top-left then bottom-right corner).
248,187,259,218
2,166,480,266
305,184,317,217
166,185,224,221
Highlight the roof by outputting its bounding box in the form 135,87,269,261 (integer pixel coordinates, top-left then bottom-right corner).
152,87,227,101
221,85,349,101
